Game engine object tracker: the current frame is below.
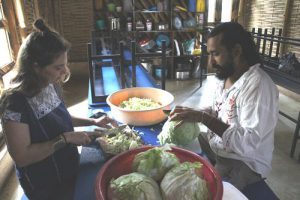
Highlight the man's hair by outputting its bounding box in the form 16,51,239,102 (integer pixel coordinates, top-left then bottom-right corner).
208,22,261,66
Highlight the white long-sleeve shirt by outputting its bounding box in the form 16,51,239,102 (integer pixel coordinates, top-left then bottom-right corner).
206,63,279,178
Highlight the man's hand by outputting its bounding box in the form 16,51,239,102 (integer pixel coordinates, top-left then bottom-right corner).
169,106,203,128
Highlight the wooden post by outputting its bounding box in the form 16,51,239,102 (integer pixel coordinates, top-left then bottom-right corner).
237,0,245,26
262,29,268,56
275,29,283,58
120,42,126,89
161,41,166,90
257,28,262,54
281,0,293,55
131,41,136,87
269,28,275,58
87,43,96,100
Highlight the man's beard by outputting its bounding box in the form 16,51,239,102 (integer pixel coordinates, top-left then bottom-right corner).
213,60,235,80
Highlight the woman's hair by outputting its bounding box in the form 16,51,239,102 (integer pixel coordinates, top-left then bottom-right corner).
0,19,71,115
208,22,261,66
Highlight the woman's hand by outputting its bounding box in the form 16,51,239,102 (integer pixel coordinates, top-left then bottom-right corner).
63,131,92,146
93,115,119,129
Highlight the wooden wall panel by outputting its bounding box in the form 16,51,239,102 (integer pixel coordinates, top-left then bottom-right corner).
59,0,93,62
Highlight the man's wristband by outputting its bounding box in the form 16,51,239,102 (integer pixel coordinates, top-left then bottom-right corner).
203,112,214,127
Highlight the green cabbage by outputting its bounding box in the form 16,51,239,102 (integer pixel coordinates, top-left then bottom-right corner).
109,172,162,200
158,120,200,146
160,162,209,200
132,146,179,181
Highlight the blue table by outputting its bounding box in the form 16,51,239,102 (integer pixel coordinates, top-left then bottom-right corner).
73,109,279,200
73,107,165,200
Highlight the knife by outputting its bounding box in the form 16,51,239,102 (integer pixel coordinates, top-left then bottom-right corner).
87,125,129,145
163,109,171,115
94,124,128,136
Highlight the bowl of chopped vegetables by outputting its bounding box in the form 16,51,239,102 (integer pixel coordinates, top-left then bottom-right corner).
95,146,223,200
106,87,174,126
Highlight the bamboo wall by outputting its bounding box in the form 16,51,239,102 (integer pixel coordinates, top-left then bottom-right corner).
244,0,300,58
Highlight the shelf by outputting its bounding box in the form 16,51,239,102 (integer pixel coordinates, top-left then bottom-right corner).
173,11,205,14
92,0,208,79
134,11,172,13
167,55,201,58
93,29,206,33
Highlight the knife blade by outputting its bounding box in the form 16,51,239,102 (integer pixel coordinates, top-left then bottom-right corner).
163,109,171,115
101,124,128,136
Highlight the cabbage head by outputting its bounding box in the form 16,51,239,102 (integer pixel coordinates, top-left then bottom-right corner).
132,146,179,181
160,162,209,200
158,120,200,146
109,172,162,200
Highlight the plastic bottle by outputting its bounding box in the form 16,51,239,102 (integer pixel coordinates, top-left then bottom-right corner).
127,17,132,31
163,0,169,11
188,0,196,12
123,0,133,12
157,0,164,11
146,19,152,31
196,0,205,12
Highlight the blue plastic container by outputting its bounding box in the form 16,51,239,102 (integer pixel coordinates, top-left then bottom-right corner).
155,67,168,79
188,0,196,12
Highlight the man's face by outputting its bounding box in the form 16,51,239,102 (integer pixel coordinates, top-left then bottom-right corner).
207,34,235,80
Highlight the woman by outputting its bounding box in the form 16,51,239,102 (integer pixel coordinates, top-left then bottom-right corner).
0,19,117,199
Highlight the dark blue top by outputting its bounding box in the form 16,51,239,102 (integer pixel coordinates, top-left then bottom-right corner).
3,84,79,193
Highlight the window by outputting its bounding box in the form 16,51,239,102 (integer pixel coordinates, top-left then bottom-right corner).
208,0,216,23
221,0,233,22
208,0,234,23
0,3,13,70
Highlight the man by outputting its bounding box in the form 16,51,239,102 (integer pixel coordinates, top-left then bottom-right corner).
169,22,279,190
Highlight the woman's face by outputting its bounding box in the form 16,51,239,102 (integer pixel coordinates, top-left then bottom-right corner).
38,52,69,85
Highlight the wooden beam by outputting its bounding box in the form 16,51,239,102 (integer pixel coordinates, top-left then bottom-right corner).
281,0,293,55
282,0,292,38
2,0,21,60
237,0,245,26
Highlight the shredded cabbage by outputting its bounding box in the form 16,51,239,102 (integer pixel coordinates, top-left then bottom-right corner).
119,97,161,110
96,126,143,155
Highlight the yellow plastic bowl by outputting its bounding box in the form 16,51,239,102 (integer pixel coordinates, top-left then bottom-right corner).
106,87,174,126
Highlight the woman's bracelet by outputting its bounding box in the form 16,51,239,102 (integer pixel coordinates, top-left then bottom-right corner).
61,133,67,143
53,135,67,152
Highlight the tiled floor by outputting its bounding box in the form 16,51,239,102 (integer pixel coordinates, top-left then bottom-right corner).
0,63,299,200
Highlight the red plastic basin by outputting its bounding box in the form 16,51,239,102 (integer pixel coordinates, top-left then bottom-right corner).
95,145,223,200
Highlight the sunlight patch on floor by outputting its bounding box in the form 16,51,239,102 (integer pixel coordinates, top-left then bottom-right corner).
67,99,89,117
